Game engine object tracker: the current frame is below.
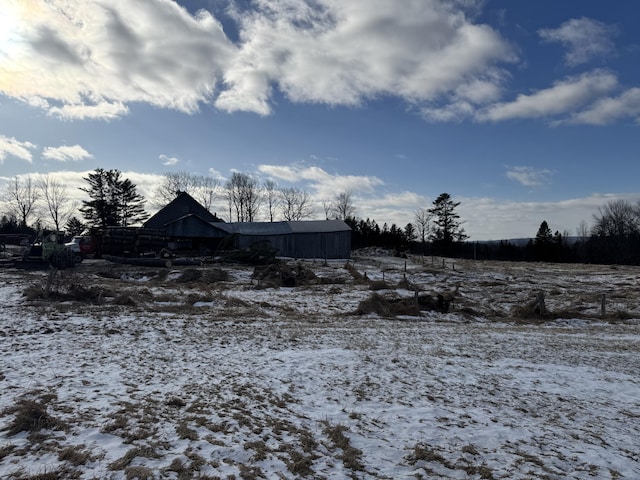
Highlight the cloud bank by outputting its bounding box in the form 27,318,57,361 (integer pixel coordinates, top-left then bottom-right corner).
0,2,635,126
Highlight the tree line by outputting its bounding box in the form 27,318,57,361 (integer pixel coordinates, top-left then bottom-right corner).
3,169,640,265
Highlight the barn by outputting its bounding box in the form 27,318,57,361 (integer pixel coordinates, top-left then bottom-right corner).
144,191,225,252
144,192,351,258
216,220,351,259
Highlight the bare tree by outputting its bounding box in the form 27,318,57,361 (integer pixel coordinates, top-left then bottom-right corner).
38,175,75,231
155,172,219,211
576,219,590,241
280,187,313,221
592,199,640,238
192,176,220,212
4,176,40,228
263,179,279,222
225,172,261,222
322,199,333,219
155,171,195,205
332,191,355,220
414,207,432,245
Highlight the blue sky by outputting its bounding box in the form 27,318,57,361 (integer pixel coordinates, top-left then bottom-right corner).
1,0,640,240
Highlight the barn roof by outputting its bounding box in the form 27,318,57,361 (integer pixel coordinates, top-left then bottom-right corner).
144,191,223,229
213,219,351,236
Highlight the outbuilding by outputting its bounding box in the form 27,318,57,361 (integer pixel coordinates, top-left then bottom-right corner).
144,192,351,258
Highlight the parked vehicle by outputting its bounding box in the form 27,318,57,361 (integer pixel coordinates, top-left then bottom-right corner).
21,231,76,269
65,236,97,262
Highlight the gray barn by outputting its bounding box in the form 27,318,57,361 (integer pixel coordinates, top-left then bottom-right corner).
216,220,351,259
144,192,351,258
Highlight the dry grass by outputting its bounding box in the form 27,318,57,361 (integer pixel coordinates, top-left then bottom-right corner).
3,398,67,438
8,467,81,480
108,446,161,471
57,446,93,466
355,293,421,317
322,421,364,472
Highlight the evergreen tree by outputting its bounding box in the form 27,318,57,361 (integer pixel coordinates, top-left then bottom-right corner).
428,193,468,254
79,168,148,228
535,220,554,246
117,177,149,226
66,216,87,236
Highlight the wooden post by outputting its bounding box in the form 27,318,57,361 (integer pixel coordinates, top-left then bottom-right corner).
442,259,445,268
535,291,546,316
45,266,57,299
601,294,606,317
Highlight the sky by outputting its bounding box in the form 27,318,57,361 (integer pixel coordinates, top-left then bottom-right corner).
1,0,639,241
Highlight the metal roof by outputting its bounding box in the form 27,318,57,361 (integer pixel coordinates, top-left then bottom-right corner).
211,220,351,236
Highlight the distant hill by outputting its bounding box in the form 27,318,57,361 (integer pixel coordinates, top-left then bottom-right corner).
475,237,581,246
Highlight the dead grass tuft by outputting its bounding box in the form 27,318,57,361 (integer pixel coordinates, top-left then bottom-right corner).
108,446,161,471
397,277,420,292
344,262,367,284
3,399,67,437
58,446,93,465
322,421,364,472
355,293,421,317
166,396,187,408
113,294,137,306
11,467,80,480
407,443,448,465
23,281,111,303
176,420,199,440
286,450,316,476
369,280,392,291
125,466,154,480
253,262,317,289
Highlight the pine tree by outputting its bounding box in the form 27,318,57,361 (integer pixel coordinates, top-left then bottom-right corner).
66,216,87,236
79,168,148,228
428,193,468,254
117,178,149,226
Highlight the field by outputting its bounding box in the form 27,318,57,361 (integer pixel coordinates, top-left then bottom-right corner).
1,251,639,479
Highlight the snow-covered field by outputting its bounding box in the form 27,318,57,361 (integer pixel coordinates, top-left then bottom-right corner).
1,252,639,479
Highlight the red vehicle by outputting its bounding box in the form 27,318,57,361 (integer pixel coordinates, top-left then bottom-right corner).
65,236,97,261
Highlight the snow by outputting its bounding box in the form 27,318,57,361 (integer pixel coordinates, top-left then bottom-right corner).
1,254,639,479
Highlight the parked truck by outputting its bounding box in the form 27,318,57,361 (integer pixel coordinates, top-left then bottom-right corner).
12,231,77,269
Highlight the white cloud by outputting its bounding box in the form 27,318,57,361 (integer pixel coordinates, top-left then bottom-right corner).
539,17,617,67
217,0,514,114
208,167,224,180
479,70,618,122
258,163,383,199
42,144,93,162
0,0,235,120
0,135,37,164
48,101,129,121
0,0,514,119
159,154,180,166
566,87,640,125
506,166,554,188
459,193,638,240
